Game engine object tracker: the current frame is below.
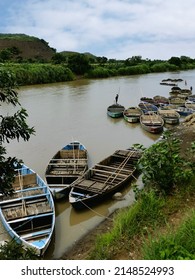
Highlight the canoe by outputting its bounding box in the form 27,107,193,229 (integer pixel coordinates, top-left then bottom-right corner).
158,109,180,125
138,101,158,114
107,103,125,118
69,148,142,210
140,113,164,134
45,141,88,200
0,164,55,256
123,107,142,123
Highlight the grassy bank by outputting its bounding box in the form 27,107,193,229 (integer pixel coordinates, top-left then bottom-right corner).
88,179,195,260
86,131,195,260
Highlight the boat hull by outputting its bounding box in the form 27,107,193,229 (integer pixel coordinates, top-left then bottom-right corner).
107,103,125,118
69,148,142,210
0,165,55,256
45,141,88,200
140,114,164,134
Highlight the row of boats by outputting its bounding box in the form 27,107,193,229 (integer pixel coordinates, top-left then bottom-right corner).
107,88,195,134
0,141,142,256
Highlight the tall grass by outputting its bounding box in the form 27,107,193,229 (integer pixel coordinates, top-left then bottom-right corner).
142,210,195,260
89,190,165,259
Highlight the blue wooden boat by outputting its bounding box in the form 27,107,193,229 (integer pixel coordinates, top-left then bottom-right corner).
0,164,55,256
107,103,125,118
45,141,88,200
176,106,194,116
138,101,158,114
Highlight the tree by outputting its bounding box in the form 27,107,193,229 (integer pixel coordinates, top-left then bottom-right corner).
0,69,35,195
67,53,91,75
168,56,181,67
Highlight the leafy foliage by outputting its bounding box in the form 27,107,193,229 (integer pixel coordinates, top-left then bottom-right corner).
0,240,39,260
138,131,194,194
0,69,35,195
68,54,91,75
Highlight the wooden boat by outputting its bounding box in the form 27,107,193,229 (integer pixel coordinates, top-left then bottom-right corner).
176,106,194,116
123,107,142,123
107,103,125,118
153,95,169,106
69,148,142,210
140,97,155,104
138,101,158,114
158,109,180,125
185,100,195,110
0,164,55,256
188,95,195,102
140,113,164,134
45,141,88,200
169,96,186,106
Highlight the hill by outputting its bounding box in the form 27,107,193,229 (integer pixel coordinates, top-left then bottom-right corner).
0,33,55,60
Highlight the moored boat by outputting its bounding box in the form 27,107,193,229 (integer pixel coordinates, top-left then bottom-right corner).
138,101,158,114
45,141,88,200
176,106,194,116
107,103,125,118
123,107,142,123
158,109,180,125
69,148,142,210
140,113,164,134
0,164,55,256
185,100,195,110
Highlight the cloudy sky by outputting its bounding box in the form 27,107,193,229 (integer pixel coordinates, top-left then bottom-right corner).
0,0,195,60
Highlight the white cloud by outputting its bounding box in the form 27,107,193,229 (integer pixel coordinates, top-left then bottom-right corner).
1,0,195,59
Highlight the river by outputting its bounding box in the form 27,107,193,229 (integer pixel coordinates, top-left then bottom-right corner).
1,70,194,258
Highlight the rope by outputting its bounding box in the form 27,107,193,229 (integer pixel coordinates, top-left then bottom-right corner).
18,169,27,216
103,149,136,185
79,200,113,221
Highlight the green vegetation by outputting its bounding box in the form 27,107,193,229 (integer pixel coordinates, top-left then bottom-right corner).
0,240,39,260
137,131,195,194
88,133,195,260
0,33,40,41
0,68,38,259
142,210,195,260
1,33,195,84
0,64,74,85
0,69,35,193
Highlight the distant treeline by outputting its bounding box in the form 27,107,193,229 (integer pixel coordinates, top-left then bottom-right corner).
1,54,195,86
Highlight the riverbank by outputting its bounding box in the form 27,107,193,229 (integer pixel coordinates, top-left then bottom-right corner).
60,120,195,260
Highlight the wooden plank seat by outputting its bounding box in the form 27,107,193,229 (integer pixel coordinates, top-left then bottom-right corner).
3,201,52,221
12,173,37,191
91,168,128,178
94,164,135,174
59,150,87,159
0,188,44,202
0,193,48,206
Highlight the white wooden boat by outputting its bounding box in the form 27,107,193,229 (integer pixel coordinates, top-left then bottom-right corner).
0,165,55,256
123,107,142,123
158,109,180,124
45,141,88,200
140,113,164,134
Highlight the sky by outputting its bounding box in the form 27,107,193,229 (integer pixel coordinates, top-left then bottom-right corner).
0,0,195,60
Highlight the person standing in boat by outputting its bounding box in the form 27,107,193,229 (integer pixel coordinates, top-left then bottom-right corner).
115,94,119,104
